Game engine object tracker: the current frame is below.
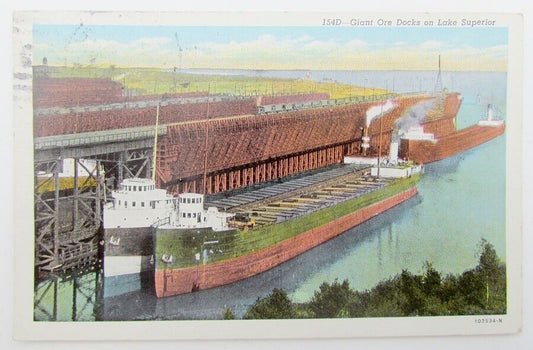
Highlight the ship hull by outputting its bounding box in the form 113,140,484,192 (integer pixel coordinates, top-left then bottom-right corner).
154,179,419,298
400,123,505,164
103,227,154,278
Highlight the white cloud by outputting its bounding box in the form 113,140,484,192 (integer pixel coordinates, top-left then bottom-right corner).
33,34,507,71
419,40,445,50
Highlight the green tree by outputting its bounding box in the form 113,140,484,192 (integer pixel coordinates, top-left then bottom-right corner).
222,307,236,320
309,279,355,318
475,239,506,313
244,288,295,319
422,261,442,297
398,269,425,315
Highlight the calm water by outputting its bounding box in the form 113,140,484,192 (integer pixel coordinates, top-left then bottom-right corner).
34,70,506,321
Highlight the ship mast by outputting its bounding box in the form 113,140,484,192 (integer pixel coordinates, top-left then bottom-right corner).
433,54,443,95
152,103,160,183
377,101,383,178
202,85,211,194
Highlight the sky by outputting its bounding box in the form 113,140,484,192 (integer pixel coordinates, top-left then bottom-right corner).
32,25,508,71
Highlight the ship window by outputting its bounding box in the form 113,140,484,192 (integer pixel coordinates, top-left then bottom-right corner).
197,214,201,223
193,213,196,218
187,198,191,204
132,201,136,207
125,201,128,208
151,201,155,209
141,202,145,207
187,213,191,218
118,200,121,206
133,186,137,191
182,213,186,218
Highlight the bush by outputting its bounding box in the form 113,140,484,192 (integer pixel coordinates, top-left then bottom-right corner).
244,288,295,319
309,279,355,318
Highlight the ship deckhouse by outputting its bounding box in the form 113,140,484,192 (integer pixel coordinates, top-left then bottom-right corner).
103,178,175,229
166,193,234,232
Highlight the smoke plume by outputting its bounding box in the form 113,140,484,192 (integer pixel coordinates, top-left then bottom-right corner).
391,99,436,142
365,99,396,127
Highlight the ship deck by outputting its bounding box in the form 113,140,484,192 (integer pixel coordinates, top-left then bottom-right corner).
206,164,394,227
155,165,419,271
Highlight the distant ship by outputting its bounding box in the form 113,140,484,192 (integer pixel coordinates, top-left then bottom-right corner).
400,102,505,164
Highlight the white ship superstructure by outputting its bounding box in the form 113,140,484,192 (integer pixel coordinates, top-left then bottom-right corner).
160,193,234,232
102,178,175,290
400,125,436,142
478,104,504,127
103,178,175,229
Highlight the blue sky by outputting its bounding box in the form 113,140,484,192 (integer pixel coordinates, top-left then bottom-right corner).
33,25,508,71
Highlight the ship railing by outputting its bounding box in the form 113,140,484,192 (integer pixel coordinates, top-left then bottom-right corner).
151,216,171,228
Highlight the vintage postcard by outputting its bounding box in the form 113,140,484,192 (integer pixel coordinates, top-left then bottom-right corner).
12,11,523,341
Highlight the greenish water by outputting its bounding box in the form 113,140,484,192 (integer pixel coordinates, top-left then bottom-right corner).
290,101,506,302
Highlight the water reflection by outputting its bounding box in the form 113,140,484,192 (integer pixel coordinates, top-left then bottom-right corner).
34,267,103,321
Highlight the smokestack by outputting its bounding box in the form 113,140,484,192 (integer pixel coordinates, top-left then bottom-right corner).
361,126,370,156
389,141,399,164
487,104,493,121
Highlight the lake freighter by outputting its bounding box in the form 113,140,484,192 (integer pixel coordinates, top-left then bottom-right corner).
152,162,422,298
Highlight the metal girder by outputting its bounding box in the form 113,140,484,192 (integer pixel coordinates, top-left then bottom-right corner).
34,142,154,276
34,138,155,163
34,158,104,273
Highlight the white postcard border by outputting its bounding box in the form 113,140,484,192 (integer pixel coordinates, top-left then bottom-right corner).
12,11,524,341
